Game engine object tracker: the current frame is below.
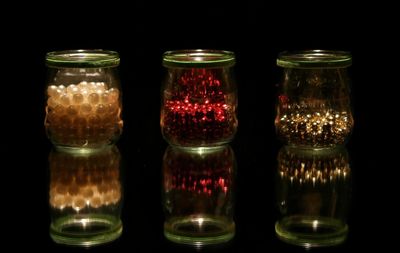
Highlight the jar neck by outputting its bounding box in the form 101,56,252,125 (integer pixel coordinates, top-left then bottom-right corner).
163,49,235,68
277,50,352,69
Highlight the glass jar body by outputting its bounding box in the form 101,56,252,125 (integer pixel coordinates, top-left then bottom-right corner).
161,50,238,148
49,146,123,246
275,51,353,147
45,50,123,151
275,145,351,247
163,145,236,245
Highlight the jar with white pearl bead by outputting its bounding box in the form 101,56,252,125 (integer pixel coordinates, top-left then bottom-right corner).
45,50,123,152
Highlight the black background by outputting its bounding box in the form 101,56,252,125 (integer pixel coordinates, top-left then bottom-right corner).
3,1,396,252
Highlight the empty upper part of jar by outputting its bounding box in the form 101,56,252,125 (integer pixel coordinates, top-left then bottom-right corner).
162,49,235,68
277,50,352,69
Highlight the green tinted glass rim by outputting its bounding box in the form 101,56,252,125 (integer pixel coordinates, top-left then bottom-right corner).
46,50,120,68
163,49,235,68
277,50,352,68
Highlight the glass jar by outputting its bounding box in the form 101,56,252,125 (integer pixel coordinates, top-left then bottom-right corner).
275,50,353,147
163,145,236,246
45,50,123,152
49,146,123,246
275,145,351,247
161,50,238,148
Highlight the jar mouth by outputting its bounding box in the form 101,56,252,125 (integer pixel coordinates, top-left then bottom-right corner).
163,49,235,68
277,50,352,68
46,49,120,68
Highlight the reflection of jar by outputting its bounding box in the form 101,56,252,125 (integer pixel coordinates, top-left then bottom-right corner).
163,145,236,246
161,50,238,148
45,50,123,152
275,145,351,247
275,50,353,147
49,146,122,246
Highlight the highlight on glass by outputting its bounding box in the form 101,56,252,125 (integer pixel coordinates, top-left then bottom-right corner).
275,50,353,147
275,145,351,247
49,146,123,246
161,49,238,148
163,145,236,246
45,50,123,152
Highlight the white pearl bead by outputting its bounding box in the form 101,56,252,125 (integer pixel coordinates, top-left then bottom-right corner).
72,93,84,104
80,103,92,115
88,93,100,104
108,88,119,102
67,84,78,94
88,115,101,126
67,105,78,116
54,104,65,115
47,85,59,97
59,94,71,106
73,116,87,127
47,97,58,109
96,104,107,115
101,92,110,103
78,81,88,89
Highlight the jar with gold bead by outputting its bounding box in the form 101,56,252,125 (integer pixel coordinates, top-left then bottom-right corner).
45,50,123,152
275,50,354,148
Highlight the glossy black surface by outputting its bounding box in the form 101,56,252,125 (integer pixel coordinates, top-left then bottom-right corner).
5,2,391,252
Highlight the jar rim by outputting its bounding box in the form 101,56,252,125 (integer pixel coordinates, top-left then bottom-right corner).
46,49,120,68
277,50,352,68
163,49,235,68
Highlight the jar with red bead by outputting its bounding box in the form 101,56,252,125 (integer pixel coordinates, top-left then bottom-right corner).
161,50,238,148
45,50,123,152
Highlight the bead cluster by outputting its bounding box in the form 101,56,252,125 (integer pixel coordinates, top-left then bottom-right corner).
161,69,237,146
45,81,123,147
164,147,234,196
276,106,353,146
278,147,350,185
49,147,121,211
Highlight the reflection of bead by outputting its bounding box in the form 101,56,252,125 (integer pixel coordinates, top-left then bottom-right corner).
49,147,122,210
52,196,66,209
69,183,80,196
82,187,94,198
91,196,101,208
56,184,67,194
73,197,86,211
